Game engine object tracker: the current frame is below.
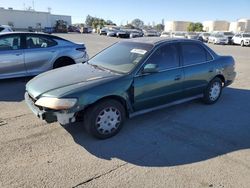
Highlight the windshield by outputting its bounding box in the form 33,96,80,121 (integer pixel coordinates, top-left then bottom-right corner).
215,34,224,38
203,33,210,36
223,32,234,36
88,42,153,74
0,27,4,32
175,33,185,36
243,34,250,37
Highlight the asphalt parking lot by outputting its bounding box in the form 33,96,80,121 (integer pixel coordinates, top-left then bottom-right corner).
0,33,250,188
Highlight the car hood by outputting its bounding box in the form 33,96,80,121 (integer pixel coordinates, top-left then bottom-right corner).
26,63,120,99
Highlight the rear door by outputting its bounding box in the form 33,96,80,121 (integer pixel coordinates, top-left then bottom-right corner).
180,42,215,97
0,34,26,79
133,43,184,111
24,34,57,75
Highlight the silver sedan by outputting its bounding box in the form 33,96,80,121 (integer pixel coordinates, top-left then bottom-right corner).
0,32,88,79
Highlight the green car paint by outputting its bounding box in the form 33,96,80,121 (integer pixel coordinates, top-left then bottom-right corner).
25,38,236,125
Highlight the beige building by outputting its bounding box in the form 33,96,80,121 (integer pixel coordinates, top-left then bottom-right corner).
0,7,71,30
165,21,191,32
229,19,250,33
203,20,230,32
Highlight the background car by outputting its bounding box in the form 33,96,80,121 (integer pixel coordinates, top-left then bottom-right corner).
0,25,13,33
25,38,236,139
185,32,199,39
198,32,211,42
218,32,234,44
0,32,88,79
99,28,108,35
232,33,250,47
143,30,159,37
208,33,228,44
172,32,186,38
116,30,130,38
129,30,143,38
107,29,118,37
160,32,171,38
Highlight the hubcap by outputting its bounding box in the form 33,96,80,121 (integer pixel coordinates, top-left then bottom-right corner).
209,82,221,101
95,107,121,134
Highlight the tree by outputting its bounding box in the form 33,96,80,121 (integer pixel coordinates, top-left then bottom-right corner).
131,19,144,29
106,20,116,25
188,22,203,32
124,24,135,29
194,22,203,32
85,15,94,26
154,24,164,32
188,23,196,32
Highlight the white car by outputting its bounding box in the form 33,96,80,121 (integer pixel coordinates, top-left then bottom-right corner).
208,33,228,45
232,33,250,47
160,32,171,38
172,32,186,39
0,25,13,33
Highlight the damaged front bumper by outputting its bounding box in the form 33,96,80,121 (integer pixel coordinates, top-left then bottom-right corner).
25,92,76,125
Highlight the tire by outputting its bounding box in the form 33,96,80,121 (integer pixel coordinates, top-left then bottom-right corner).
53,57,75,69
203,78,223,104
241,41,244,47
84,99,126,139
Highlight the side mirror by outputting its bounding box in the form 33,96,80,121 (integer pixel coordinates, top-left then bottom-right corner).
142,64,158,74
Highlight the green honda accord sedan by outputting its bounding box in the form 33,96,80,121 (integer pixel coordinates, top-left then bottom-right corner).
25,38,236,139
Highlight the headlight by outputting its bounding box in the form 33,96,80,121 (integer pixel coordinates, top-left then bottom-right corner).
35,97,77,110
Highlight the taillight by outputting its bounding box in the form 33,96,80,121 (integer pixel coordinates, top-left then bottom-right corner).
76,47,86,52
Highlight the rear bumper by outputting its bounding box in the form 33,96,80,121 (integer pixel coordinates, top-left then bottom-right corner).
25,92,76,125
225,71,236,87
75,53,89,64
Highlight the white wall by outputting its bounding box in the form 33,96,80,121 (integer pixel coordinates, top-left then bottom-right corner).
0,8,71,30
165,21,191,32
203,21,229,32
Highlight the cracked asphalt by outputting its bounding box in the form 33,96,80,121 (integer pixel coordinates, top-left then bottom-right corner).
0,34,250,188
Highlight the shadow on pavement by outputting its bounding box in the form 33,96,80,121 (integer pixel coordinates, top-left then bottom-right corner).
65,87,250,167
0,77,33,102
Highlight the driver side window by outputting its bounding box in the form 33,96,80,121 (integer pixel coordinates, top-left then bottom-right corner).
144,44,179,71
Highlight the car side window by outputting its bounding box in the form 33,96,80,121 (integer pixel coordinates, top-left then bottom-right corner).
0,35,21,51
26,35,56,49
181,43,207,66
144,44,179,71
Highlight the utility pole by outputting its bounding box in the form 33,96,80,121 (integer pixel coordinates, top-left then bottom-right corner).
32,0,35,10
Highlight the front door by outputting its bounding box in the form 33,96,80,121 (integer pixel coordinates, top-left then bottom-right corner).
133,43,184,111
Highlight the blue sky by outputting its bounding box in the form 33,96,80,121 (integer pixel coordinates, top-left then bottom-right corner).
0,0,249,25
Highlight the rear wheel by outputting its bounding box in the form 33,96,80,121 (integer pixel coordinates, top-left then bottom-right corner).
203,78,222,104
84,99,126,139
53,57,75,69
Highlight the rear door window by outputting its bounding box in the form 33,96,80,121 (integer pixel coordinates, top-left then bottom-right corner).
26,35,57,49
181,43,208,66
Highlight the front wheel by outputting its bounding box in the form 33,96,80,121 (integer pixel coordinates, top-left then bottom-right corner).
203,78,222,104
84,99,126,139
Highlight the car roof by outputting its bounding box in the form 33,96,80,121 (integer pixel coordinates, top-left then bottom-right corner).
0,32,68,41
126,37,200,45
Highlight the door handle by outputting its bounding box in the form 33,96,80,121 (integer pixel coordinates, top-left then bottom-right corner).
15,53,22,56
50,50,56,53
174,75,182,81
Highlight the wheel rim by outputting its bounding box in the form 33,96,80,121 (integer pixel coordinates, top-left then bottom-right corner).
209,82,221,101
95,107,121,135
